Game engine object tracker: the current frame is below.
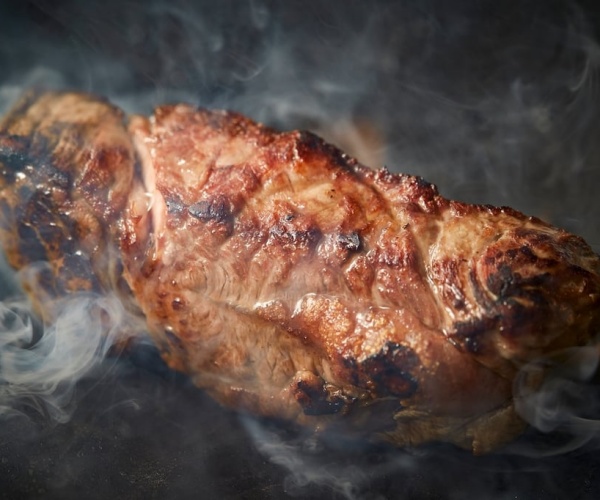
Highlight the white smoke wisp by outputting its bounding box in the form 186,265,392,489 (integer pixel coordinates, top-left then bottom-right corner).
241,417,391,500
512,345,600,456
0,289,141,424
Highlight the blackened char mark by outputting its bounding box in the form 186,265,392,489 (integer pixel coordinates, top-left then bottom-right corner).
26,191,70,250
270,224,322,248
487,263,552,306
450,316,499,354
188,197,234,238
0,134,72,193
165,196,185,215
188,198,232,223
17,222,47,263
486,264,516,300
350,342,419,398
14,190,76,259
292,371,354,416
269,211,322,251
0,135,34,185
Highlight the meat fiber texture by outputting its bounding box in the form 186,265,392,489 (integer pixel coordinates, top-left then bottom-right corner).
1,90,599,454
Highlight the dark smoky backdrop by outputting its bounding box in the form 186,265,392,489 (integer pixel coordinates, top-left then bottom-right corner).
2,1,600,499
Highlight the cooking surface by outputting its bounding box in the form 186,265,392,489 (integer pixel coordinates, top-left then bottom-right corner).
2,1,600,498
2,349,600,500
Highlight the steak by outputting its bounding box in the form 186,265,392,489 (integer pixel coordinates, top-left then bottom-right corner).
1,90,599,453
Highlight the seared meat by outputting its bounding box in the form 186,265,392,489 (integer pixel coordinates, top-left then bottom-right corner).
0,91,136,317
1,91,600,453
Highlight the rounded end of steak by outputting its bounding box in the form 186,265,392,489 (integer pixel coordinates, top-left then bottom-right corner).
449,222,600,375
0,90,136,319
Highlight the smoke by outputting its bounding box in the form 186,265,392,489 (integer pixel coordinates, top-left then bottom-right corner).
0,256,143,424
241,345,600,499
2,0,600,497
3,1,600,236
511,345,600,456
241,418,413,500
241,408,600,500
237,345,600,499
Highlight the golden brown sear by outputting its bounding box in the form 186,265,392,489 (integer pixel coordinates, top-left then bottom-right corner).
1,90,599,453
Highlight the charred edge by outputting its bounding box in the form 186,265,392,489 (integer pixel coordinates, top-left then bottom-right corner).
292,375,351,416
505,245,537,262
483,246,539,270
486,262,552,306
413,175,434,190
464,264,550,347
495,300,535,339
296,130,328,154
296,130,358,173
354,342,419,398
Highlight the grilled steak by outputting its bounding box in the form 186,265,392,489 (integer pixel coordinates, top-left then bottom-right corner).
1,90,599,453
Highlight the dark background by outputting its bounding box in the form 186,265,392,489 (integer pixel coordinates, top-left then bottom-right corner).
2,0,600,498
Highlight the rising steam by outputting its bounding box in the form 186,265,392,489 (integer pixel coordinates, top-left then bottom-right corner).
512,345,600,456
0,262,141,423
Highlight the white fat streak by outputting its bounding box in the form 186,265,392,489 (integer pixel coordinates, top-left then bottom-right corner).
131,125,167,250
0,293,137,423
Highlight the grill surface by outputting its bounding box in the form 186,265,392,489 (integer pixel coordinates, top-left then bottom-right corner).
2,348,600,500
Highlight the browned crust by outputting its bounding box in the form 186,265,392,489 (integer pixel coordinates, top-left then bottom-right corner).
0,90,136,316
1,91,600,453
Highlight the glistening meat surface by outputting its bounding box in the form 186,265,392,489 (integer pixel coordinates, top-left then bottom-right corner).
1,90,599,453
